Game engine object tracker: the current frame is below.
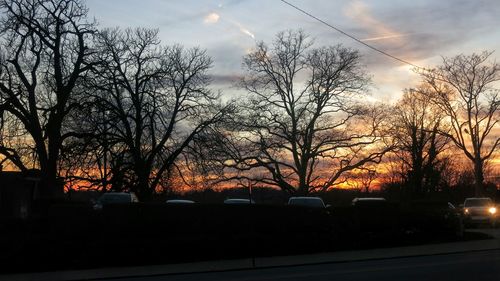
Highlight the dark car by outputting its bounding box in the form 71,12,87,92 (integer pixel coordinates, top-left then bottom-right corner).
288,196,326,208
351,197,399,235
406,200,464,238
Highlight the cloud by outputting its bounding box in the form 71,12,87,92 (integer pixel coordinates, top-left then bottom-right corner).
208,42,248,73
204,12,220,24
343,0,500,67
209,74,243,85
344,1,406,47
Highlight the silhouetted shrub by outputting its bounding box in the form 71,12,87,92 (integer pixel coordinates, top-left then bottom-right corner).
0,201,470,273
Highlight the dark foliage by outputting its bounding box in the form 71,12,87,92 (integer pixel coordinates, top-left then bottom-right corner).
0,201,474,273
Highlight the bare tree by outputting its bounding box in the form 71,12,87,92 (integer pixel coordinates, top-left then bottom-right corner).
222,30,392,195
346,167,377,193
392,86,451,196
378,153,406,186
83,28,232,199
59,102,120,191
0,0,96,198
419,51,500,196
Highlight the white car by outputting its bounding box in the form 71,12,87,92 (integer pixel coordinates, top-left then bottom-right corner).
166,199,195,204
351,197,386,206
288,196,326,208
463,197,497,226
223,198,255,204
93,192,139,210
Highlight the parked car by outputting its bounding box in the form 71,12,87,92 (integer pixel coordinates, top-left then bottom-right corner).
288,196,326,208
463,197,497,227
224,198,255,204
350,197,398,235
407,200,464,238
93,192,139,210
166,199,195,204
351,197,387,207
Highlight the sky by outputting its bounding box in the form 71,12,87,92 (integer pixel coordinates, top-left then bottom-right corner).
85,0,500,102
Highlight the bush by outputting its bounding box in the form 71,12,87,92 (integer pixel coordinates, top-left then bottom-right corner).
0,201,467,272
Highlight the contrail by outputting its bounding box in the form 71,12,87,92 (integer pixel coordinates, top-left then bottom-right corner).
235,23,255,39
361,33,411,42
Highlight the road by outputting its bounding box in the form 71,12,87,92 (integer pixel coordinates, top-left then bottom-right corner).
105,249,500,281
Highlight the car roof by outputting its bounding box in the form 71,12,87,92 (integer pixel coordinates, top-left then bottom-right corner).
289,196,323,200
352,197,386,201
166,199,195,203
100,192,131,197
287,196,326,207
224,198,253,203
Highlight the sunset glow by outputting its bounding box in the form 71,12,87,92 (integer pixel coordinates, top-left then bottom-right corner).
1,0,499,194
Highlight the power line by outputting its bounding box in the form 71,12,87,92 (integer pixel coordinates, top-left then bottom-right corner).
280,0,423,70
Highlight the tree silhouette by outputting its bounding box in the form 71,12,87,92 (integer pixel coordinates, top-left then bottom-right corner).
221,30,392,195
346,167,377,193
76,28,232,199
392,86,451,197
0,0,96,198
419,52,500,196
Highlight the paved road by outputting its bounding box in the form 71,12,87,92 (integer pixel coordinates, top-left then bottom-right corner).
108,249,500,281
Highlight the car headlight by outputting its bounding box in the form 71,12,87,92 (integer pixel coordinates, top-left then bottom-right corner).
464,208,469,214
489,207,497,215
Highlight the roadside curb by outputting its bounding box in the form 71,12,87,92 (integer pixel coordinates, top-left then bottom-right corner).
2,234,500,281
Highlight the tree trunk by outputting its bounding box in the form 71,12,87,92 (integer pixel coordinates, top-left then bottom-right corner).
473,159,484,197
135,166,152,201
296,184,309,196
39,160,63,201
44,119,64,200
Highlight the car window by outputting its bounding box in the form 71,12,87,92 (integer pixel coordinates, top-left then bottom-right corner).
288,198,325,208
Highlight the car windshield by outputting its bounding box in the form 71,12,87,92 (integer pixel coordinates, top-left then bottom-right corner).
99,193,131,204
288,198,325,208
464,198,493,207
